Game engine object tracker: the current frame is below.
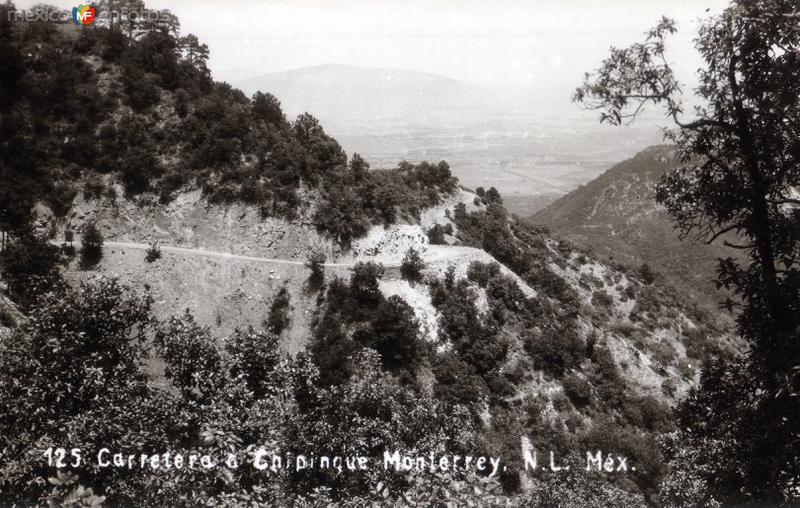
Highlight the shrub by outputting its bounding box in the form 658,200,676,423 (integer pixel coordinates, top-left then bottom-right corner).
484,372,515,398
432,355,487,407
145,243,161,263
526,327,586,379
154,311,222,400
650,340,677,368
466,260,501,288
562,374,592,407
83,178,105,200
400,247,425,282
459,331,508,375
0,302,16,328
225,327,281,398
427,224,446,245
591,289,614,309
313,187,370,246
622,395,674,433
266,286,291,335
305,251,327,290
639,263,656,284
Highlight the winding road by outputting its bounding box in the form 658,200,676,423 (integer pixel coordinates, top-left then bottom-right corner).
56,240,537,296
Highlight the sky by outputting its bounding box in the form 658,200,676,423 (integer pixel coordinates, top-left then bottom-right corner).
17,0,731,97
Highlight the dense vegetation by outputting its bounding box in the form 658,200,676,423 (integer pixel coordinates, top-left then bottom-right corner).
576,0,800,504
0,0,774,506
0,2,456,247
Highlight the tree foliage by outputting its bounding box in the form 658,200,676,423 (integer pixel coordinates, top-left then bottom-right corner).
575,1,800,503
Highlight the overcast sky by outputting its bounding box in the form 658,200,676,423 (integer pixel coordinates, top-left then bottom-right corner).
18,0,731,97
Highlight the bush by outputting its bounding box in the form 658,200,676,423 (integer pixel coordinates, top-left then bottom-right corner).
432,355,487,407
466,260,502,288
426,223,453,245
591,289,614,309
83,178,105,200
400,247,425,282
621,395,674,432
225,327,281,398
155,311,222,400
562,374,592,407
459,331,508,375
526,327,586,379
145,243,161,263
427,224,446,245
305,251,327,290
639,263,656,284
266,286,291,335
313,187,370,246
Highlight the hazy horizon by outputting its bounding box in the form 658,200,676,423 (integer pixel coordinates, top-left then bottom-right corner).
16,0,730,112
11,0,729,211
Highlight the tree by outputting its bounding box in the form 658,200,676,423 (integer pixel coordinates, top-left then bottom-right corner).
400,246,425,282
349,262,384,310
225,327,281,399
639,263,656,285
313,186,369,246
251,91,284,126
155,310,222,401
139,8,180,38
0,278,158,504
0,2,22,114
350,153,369,181
484,186,502,204
80,222,104,268
355,295,421,374
305,250,326,290
97,0,146,37
574,1,800,503
0,229,63,309
178,33,209,72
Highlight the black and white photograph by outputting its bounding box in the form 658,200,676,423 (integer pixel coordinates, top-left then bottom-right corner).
0,0,798,505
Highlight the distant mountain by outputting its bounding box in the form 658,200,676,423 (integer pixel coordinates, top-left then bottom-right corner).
236,64,499,124
532,145,737,303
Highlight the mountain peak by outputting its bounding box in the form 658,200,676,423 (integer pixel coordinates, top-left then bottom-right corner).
235,64,490,121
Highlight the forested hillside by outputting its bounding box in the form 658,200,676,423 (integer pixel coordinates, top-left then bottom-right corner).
0,6,456,247
533,146,738,303
0,3,739,506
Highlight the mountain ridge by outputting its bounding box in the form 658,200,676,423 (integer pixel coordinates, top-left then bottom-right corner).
532,144,737,303
235,63,500,122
